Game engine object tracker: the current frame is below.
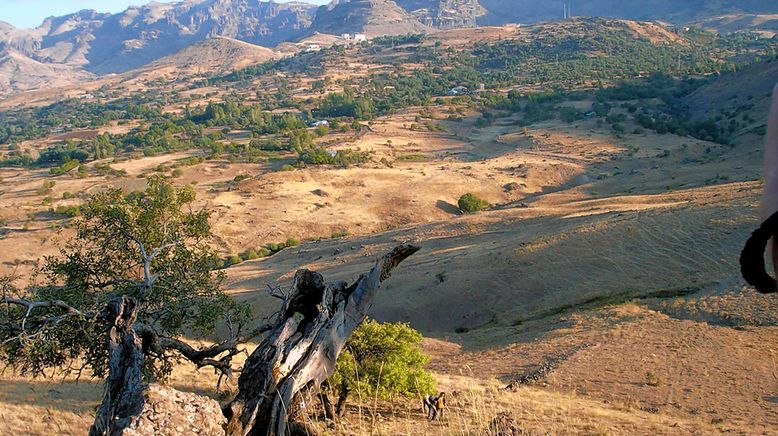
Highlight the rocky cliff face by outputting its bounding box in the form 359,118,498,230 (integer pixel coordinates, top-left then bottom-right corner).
307,0,431,37
0,0,776,96
396,0,486,28
1,0,317,74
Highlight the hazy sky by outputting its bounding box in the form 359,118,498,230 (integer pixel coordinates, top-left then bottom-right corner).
0,0,330,29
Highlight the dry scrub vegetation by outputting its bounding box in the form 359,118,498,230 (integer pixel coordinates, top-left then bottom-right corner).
0,19,777,435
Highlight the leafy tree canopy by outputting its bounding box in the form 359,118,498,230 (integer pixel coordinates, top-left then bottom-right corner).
327,319,435,412
0,176,251,380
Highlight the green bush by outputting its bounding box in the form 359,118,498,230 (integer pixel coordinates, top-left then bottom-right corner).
326,320,435,413
36,180,56,196
267,242,286,253
53,204,81,217
458,193,489,213
49,159,80,175
228,255,243,266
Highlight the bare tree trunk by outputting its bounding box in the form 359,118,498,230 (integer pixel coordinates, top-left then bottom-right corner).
90,296,145,436
224,244,419,436
318,388,335,421
335,381,350,418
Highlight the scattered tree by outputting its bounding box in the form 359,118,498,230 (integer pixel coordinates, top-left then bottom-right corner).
0,176,253,434
324,319,436,417
458,193,490,213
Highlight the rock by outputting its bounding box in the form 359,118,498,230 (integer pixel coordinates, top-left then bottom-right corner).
311,189,329,197
488,412,520,436
124,384,225,436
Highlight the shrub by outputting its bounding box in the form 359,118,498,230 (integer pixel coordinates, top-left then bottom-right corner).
458,193,489,213
53,204,81,217
36,180,56,196
228,255,243,266
474,117,492,128
326,320,435,414
267,242,286,253
559,107,583,123
285,238,300,247
331,229,350,238
49,159,80,175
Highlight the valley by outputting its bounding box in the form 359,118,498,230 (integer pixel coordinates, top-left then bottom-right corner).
0,9,777,436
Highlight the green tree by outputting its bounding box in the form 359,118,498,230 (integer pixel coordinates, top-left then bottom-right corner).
458,193,490,213
325,319,435,417
0,176,251,380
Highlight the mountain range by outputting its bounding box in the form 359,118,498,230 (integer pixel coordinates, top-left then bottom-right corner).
0,0,776,96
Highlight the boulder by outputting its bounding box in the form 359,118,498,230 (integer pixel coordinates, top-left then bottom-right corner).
124,384,225,436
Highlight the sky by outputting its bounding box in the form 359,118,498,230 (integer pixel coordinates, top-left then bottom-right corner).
0,0,330,29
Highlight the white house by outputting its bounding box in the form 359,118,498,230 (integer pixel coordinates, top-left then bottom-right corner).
305,44,321,52
354,34,367,42
341,33,352,40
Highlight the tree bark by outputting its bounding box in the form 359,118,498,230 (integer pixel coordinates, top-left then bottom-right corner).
318,390,335,421
335,381,350,418
89,296,145,436
224,244,419,436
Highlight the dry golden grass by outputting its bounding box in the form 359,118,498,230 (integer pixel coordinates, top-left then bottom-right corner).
0,363,737,436
0,26,775,433
3,294,776,436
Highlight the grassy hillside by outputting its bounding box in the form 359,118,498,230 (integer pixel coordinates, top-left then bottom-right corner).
0,18,776,435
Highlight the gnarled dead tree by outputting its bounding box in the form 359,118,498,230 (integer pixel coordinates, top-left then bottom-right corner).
224,243,420,436
90,297,145,436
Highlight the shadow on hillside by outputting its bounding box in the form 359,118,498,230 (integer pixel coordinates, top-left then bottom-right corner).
435,200,461,215
644,281,778,328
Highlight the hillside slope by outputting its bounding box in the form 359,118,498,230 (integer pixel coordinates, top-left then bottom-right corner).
307,0,432,37
684,57,778,145
146,36,280,73
478,0,777,25
1,0,315,74
0,48,94,97
693,13,778,36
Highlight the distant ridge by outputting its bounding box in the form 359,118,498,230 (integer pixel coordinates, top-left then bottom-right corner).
0,0,775,97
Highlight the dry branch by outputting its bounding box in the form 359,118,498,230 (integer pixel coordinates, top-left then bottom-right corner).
224,243,420,436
